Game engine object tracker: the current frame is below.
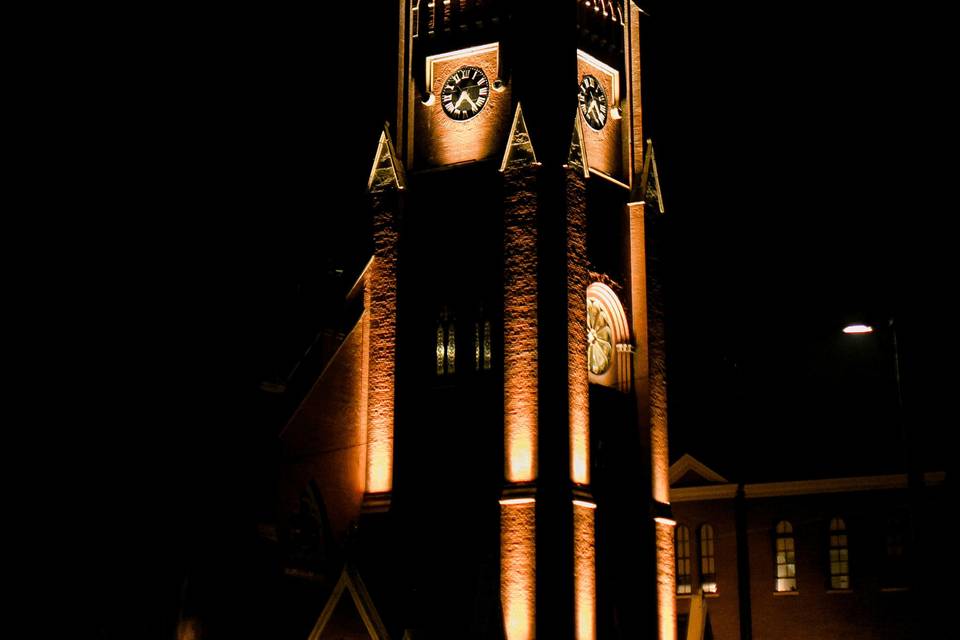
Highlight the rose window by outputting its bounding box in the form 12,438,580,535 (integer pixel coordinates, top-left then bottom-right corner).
587,298,613,375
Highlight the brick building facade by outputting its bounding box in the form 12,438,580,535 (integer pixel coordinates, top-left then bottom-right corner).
670,454,947,640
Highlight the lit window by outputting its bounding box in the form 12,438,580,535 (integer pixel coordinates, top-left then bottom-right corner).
586,297,613,375
676,525,692,595
436,323,444,375
475,319,492,371
699,524,717,593
442,0,452,28
483,320,491,370
447,323,456,373
412,0,420,38
436,311,456,376
828,518,850,590
775,520,797,592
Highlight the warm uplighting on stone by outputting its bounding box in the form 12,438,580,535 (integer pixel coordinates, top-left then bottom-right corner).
366,441,393,495
366,253,397,495
501,499,536,640
419,43,511,167
506,426,536,483
650,387,670,506
176,618,201,640
571,429,590,485
656,520,678,640
568,171,591,486
574,500,597,640
504,170,539,483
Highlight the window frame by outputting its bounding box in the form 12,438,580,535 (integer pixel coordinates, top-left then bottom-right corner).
827,517,850,591
774,520,797,592
675,524,692,595
698,523,718,594
474,318,492,372
436,310,456,377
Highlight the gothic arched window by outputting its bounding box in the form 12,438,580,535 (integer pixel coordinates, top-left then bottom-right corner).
699,524,717,593
676,524,692,595
775,520,797,592
411,0,421,38
436,309,456,376
828,517,850,590
474,315,491,372
586,282,631,391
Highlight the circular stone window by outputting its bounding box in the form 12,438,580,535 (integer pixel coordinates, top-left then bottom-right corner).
587,297,613,375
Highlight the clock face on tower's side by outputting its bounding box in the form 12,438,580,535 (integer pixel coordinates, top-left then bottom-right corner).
578,75,608,131
441,66,490,121
587,298,613,375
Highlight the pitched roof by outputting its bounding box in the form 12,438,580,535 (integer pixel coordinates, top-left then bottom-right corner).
308,564,391,640
669,453,729,486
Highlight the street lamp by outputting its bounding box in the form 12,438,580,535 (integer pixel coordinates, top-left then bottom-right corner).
842,323,873,335
842,318,903,435
843,317,920,618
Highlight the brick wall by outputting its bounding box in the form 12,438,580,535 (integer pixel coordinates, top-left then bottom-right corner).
673,487,921,640
279,320,366,542
673,499,740,640
745,492,910,640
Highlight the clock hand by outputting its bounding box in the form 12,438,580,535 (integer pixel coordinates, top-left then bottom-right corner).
456,90,477,111
588,98,601,119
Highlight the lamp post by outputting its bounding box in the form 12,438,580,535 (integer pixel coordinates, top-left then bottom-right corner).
841,318,908,477
843,318,904,436
843,317,921,627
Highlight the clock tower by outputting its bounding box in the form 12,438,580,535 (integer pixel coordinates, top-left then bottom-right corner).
284,2,670,638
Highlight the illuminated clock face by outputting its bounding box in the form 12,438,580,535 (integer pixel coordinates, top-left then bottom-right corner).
578,75,608,131
441,66,490,120
587,298,613,375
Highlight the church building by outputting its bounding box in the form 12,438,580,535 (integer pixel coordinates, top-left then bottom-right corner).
277,2,672,638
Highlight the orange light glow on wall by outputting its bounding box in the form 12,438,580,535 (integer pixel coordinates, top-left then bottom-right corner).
506,424,536,483
418,43,511,167
366,439,393,495
504,173,539,483
504,318,536,480
570,408,590,485
655,519,677,640
365,251,396,495
501,499,536,640
651,417,669,505
574,501,597,640
176,618,200,640
359,287,372,477
568,173,590,486
626,206,651,432
569,287,589,484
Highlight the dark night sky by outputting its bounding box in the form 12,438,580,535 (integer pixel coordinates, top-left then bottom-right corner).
226,2,947,479
134,3,948,477
77,4,947,636
639,3,948,478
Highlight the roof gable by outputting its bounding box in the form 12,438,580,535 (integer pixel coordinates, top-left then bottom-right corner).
308,564,390,640
669,454,728,487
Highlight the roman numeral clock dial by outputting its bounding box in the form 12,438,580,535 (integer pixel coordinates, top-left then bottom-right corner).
578,74,608,131
441,66,489,121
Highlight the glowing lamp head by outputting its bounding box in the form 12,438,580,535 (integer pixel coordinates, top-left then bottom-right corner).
843,324,874,334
